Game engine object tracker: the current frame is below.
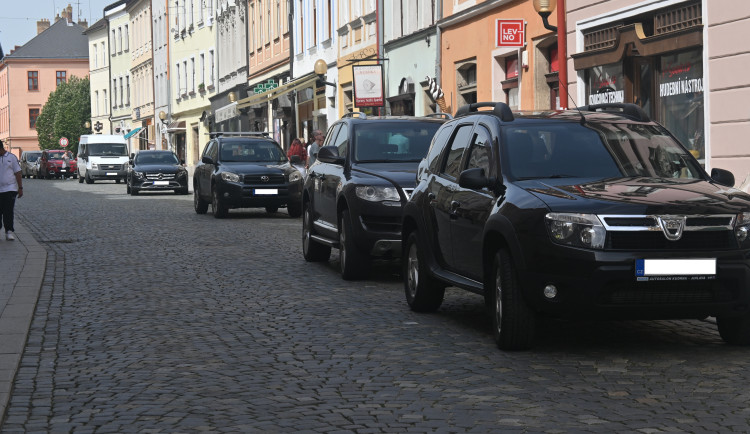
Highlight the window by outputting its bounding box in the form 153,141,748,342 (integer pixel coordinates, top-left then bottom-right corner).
103,90,108,115
466,127,491,177
503,56,519,110
442,125,473,179
313,1,317,45
56,71,67,87
176,63,181,95
28,71,39,91
250,3,255,52
298,0,304,51
200,53,205,89
126,76,130,105
190,57,196,92
259,5,263,43
93,44,98,68
113,79,118,107
267,1,272,42
188,0,194,27
117,27,122,52
110,30,116,53
94,91,99,116
101,42,106,66
276,0,281,38
456,61,477,106
209,49,215,86
29,108,40,129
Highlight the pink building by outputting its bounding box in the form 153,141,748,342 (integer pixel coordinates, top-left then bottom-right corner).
566,0,750,186
0,8,89,157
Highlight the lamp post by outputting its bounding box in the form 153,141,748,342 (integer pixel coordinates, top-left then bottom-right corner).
159,111,171,151
533,0,568,109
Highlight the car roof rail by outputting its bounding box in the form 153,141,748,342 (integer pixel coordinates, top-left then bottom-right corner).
341,111,367,119
208,131,270,138
455,102,514,122
579,103,650,122
425,112,453,120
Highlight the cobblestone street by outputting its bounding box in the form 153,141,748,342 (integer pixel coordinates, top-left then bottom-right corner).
2,179,750,432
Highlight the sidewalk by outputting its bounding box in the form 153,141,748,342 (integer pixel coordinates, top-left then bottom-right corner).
0,222,46,421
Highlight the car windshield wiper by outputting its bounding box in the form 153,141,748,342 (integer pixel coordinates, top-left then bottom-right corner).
546,174,577,178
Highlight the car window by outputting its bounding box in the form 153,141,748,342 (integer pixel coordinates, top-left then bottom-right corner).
136,153,178,165
88,143,128,156
426,125,453,174
465,126,492,176
48,151,67,159
353,122,441,163
441,124,474,179
332,124,349,159
324,124,341,148
206,141,218,161
220,141,286,163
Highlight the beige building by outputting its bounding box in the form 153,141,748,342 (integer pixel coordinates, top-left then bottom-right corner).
568,0,750,185
127,0,155,150
85,18,112,135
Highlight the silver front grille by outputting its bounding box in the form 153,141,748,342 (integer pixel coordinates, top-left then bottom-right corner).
100,164,123,170
145,173,176,180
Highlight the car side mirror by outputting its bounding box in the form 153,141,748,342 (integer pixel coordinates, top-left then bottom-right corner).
458,167,489,190
129,159,134,165
290,155,302,165
202,156,214,165
180,159,186,165
317,146,345,165
711,168,735,187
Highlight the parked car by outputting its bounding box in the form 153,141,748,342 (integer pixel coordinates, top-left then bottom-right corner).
77,134,130,184
193,132,304,218
39,150,77,179
20,151,42,178
301,112,451,280
402,102,750,350
126,150,189,195
29,159,41,179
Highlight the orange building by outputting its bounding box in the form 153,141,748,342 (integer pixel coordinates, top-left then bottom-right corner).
0,8,89,157
440,0,559,114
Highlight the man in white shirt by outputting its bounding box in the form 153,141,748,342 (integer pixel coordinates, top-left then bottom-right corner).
0,139,23,240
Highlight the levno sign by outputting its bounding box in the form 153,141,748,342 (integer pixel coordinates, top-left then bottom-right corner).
496,19,525,48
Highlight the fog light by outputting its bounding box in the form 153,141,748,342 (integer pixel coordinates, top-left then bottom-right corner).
543,284,557,299
223,192,230,198
736,226,748,242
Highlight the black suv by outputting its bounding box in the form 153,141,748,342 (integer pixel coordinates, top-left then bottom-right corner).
302,112,450,279
193,132,303,218
402,102,750,350
126,150,189,195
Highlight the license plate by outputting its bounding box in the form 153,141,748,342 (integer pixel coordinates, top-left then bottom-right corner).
60,169,67,172
254,189,278,195
636,258,716,281
106,172,118,176
154,181,169,186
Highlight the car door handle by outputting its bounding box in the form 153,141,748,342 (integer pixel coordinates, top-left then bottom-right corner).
451,201,461,212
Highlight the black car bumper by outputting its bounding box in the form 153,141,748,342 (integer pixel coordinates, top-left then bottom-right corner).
346,198,404,257
216,180,302,209
132,179,187,191
89,169,127,180
519,245,750,320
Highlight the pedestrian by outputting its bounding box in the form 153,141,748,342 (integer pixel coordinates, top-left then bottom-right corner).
0,139,23,241
61,151,70,180
287,137,308,165
306,132,324,169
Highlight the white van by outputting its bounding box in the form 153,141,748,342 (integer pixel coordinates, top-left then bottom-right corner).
77,135,130,184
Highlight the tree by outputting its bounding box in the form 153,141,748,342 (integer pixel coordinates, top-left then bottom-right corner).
36,75,91,156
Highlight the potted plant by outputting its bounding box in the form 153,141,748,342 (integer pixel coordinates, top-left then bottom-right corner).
198,83,205,93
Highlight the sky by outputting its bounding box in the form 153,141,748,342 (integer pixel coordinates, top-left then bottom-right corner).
1,0,115,53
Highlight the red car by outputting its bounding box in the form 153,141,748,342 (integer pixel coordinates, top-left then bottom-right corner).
39,150,77,179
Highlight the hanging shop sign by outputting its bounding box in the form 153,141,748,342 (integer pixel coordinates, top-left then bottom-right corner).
496,19,525,48
353,65,385,107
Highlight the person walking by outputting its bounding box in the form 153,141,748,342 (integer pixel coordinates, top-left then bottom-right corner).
287,138,308,165
306,131,324,169
0,139,23,240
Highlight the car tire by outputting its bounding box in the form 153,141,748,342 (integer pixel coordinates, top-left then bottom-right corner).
126,182,131,194
490,249,535,351
177,185,189,195
194,187,209,214
85,172,94,184
287,200,302,218
78,171,84,183
116,179,121,184
265,206,279,214
717,314,750,345
130,186,139,195
302,203,331,262
212,186,228,218
404,230,445,312
339,209,370,280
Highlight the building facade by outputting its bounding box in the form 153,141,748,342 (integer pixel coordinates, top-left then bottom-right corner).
128,0,155,150
152,0,171,151
107,1,135,142
0,12,89,156
84,18,112,135
336,0,378,117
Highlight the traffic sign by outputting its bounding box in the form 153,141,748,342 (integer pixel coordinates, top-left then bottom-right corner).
59,137,69,147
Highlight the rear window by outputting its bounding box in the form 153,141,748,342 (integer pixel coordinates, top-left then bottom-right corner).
353,122,441,163
47,151,72,159
219,141,286,163
89,143,128,156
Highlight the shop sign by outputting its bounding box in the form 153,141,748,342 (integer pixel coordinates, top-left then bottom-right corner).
253,79,279,94
215,102,238,123
659,63,703,97
587,63,624,105
353,65,384,107
496,19,525,47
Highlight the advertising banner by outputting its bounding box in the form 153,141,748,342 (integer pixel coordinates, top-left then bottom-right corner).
353,65,384,107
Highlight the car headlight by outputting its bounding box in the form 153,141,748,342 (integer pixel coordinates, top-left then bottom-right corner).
176,169,188,178
288,170,302,183
545,213,606,249
221,171,241,183
92,163,98,169
735,212,750,243
355,186,400,202
134,171,145,179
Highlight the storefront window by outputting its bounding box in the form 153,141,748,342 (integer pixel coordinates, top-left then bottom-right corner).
657,49,704,160
586,63,624,105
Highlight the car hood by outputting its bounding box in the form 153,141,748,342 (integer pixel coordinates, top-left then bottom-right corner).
221,162,294,174
353,162,419,188
517,176,750,215
134,164,182,172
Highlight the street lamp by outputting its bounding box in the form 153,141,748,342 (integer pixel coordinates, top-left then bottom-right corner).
314,59,335,88
228,91,237,103
533,0,569,109
158,111,171,152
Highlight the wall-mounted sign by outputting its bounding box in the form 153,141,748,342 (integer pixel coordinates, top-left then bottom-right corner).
353,65,384,107
253,79,279,94
496,19,525,48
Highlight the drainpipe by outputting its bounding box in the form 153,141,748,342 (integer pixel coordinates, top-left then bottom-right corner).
435,0,442,94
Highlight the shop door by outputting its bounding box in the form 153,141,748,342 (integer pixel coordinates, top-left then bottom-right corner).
628,57,654,118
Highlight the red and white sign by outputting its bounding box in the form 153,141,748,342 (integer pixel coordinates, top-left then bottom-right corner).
59,137,69,147
496,19,525,47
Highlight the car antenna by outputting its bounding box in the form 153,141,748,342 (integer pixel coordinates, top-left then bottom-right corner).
559,79,586,125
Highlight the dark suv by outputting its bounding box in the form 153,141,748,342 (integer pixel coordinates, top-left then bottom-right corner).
126,150,189,195
402,102,750,350
302,112,450,280
193,132,303,218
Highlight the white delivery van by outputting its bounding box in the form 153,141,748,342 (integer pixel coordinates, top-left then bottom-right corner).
77,135,130,184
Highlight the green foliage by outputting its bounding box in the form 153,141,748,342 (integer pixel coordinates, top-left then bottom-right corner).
36,75,91,155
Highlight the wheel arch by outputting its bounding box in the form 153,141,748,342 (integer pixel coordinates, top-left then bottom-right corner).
482,216,527,296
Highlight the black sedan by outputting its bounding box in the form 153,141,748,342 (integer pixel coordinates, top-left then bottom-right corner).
126,150,189,195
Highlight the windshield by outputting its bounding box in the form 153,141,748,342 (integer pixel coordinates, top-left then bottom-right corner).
47,151,72,160
26,154,41,162
503,122,704,181
353,122,441,163
219,141,286,163
89,143,128,156
135,152,179,165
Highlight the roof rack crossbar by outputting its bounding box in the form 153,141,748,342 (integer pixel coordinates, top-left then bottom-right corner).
342,111,367,119
425,112,454,120
455,102,514,122
579,103,650,122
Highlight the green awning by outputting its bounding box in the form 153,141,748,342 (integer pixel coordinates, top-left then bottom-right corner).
124,127,142,139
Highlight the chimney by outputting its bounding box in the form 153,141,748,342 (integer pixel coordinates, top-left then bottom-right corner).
78,19,88,30
37,18,50,34
65,4,73,23
54,13,61,23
